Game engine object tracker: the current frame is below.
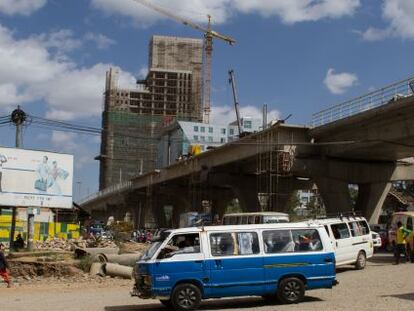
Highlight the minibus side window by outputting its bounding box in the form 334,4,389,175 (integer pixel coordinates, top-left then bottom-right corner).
330,223,350,239
291,229,323,252
349,221,363,237
263,230,294,253
358,220,370,235
210,232,259,256
167,233,200,254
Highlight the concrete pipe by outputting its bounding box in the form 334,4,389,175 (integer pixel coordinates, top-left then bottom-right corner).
103,263,133,279
74,247,119,258
89,262,105,277
102,253,142,267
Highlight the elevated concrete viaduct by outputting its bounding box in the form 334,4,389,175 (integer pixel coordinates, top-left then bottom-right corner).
81,85,414,226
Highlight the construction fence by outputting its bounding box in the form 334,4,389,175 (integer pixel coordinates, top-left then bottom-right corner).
0,209,80,243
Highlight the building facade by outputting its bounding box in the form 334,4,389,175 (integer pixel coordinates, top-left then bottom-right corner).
99,36,203,189
157,117,262,168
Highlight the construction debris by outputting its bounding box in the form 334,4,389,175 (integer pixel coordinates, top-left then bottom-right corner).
33,237,117,251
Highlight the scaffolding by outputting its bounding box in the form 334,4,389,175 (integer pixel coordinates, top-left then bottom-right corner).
257,126,294,211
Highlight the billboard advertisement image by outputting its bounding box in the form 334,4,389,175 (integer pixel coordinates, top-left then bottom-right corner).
0,147,73,208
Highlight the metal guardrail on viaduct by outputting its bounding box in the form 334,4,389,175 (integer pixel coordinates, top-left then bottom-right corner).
312,76,414,127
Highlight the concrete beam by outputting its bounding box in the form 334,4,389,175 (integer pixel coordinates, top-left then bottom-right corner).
295,158,414,183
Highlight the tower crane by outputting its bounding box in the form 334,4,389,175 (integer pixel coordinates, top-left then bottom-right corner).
132,0,236,123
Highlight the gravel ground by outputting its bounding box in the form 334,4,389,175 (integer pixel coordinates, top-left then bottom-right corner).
1,253,413,311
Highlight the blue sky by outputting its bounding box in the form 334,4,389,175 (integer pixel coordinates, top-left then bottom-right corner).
0,0,413,201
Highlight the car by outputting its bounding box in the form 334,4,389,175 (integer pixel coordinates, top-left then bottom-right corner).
311,216,374,269
371,231,382,249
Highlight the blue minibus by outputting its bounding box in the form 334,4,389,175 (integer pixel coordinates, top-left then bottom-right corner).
132,222,337,311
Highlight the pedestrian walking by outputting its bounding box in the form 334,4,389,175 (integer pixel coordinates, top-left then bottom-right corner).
394,221,412,264
0,243,11,288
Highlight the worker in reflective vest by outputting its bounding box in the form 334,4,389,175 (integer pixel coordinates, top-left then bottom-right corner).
394,221,412,264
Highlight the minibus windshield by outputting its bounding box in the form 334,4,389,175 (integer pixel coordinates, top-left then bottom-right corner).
141,230,170,261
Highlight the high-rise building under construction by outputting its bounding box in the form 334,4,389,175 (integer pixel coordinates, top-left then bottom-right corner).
99,35,203,189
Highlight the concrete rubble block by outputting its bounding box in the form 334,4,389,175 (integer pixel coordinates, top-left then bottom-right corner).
103,263,133,279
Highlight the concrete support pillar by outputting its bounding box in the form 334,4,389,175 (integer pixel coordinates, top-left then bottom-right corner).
211,190,234,218
231,179,260,212
356,182,391,224
316,178,353,215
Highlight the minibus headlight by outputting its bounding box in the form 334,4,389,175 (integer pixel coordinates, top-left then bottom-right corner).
143,275,152,286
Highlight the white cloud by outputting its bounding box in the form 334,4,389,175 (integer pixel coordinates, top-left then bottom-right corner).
51,131,97,170
137,66,148,78
34,29,83,58
359,27,391,41
0,24,134,120
234,0,360,24
84,32,116,49
91,0,360,26
42,64,136,120
361,0,414,41
0,0,46,16
324,68,358,94
210,104,280,125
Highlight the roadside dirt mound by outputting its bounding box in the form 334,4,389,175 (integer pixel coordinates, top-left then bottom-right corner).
9,261,83,278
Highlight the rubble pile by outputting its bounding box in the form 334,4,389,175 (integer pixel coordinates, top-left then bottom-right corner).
33,237,118,251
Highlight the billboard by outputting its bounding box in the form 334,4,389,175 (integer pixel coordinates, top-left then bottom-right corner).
0,147,73,208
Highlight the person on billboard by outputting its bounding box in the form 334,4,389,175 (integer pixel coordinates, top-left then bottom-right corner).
0,153,7,192
48,160,69,195
34,156,50,193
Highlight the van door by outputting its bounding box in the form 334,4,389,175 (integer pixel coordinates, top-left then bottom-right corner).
330,223,353,264
206,231,264,298
153,233,207,295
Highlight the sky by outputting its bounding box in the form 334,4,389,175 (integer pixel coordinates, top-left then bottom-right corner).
0,0,414,201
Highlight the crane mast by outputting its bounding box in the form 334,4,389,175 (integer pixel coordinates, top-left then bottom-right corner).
228,69,243,136
132,0,235,123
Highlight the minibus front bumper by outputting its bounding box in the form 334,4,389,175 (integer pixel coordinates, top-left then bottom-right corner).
131,275,170,300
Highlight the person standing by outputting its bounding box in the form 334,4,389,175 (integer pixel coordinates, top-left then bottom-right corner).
394,221,412,264
0,243,11,288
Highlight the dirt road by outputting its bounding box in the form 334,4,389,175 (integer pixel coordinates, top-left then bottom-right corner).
1,254,413,311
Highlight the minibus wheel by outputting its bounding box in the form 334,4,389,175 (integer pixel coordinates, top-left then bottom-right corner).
277,277,305,304
171,283,201,311
355,251,366,270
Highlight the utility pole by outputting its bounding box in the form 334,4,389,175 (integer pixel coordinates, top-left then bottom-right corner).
9,106,29,250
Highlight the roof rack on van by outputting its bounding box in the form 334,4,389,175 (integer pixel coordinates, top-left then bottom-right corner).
314,211,363,220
